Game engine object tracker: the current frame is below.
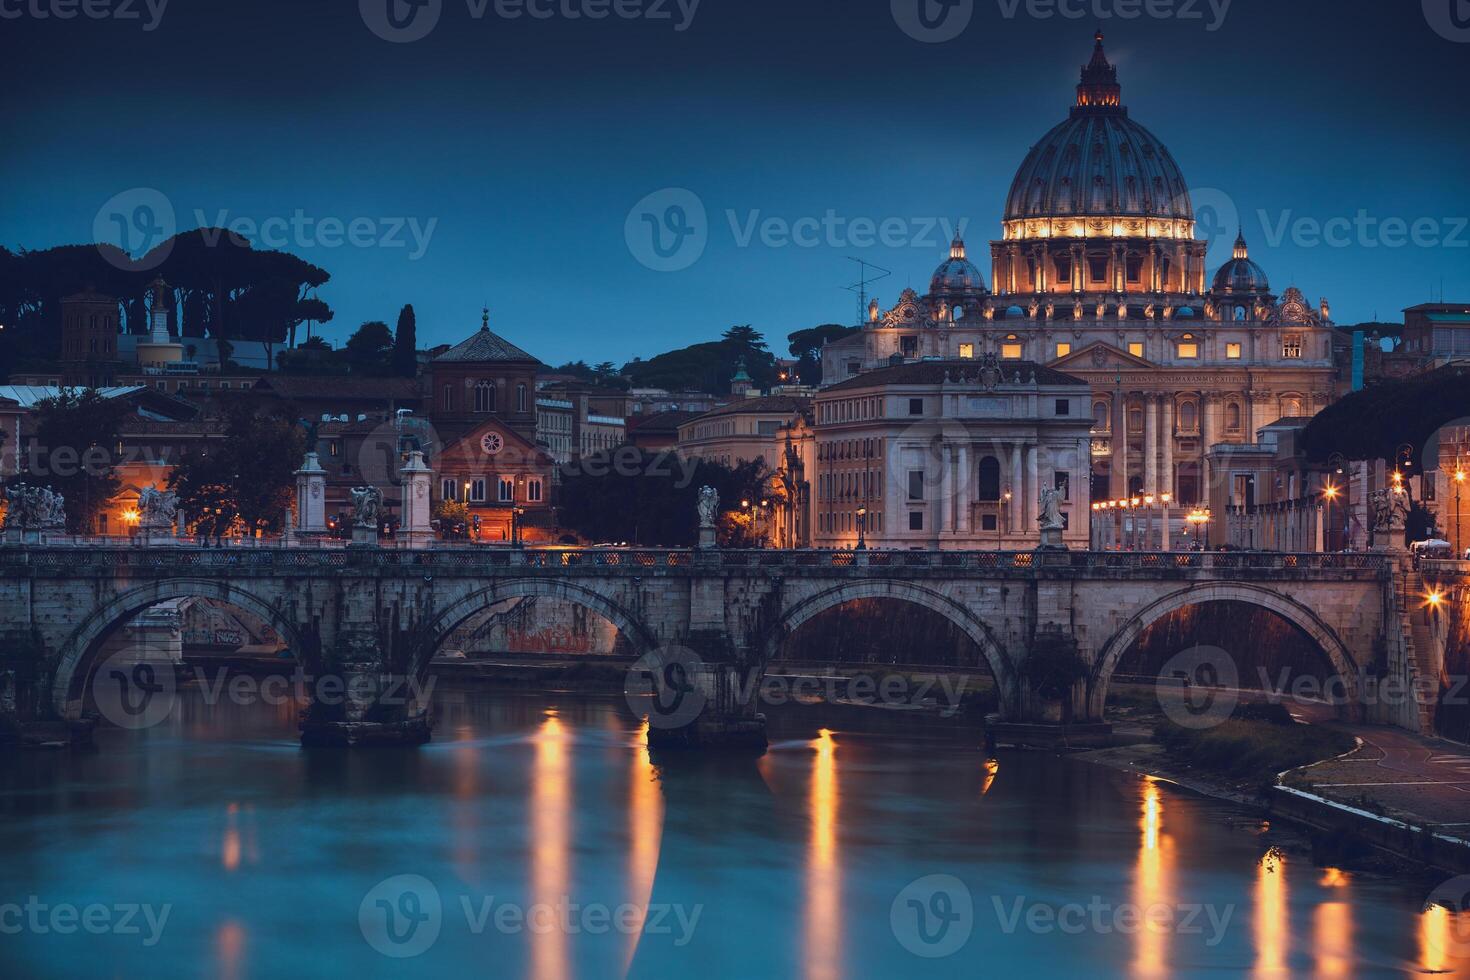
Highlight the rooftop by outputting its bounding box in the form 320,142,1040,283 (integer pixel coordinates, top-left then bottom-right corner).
432,309,538,364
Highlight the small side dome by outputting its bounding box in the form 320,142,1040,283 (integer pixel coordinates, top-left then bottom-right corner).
929,234,987,296
1212,231,1270,293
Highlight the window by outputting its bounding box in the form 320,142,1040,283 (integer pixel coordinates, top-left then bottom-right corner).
907,470,925,501
1282,333,1303,359
443,385,453,411
1093,401,1110,431
1055,471,1070,501
1233,305,1247,322
517,383,528,412
498,478,514,502
1001,343,1023,360
977,456,1001,501
1176,334,1199,359
527,479,543,503
1055,399,1070,416
758,420,780,436
1055,342,1071,358
474,381,495,413
908,398,924,416
1180,401,1198,432
901,335,919,358
909,511,924,531
1128,342,1144,358
441,479,457,501
958,343,975,359
1226,403,1242,431
1226,342,1242,359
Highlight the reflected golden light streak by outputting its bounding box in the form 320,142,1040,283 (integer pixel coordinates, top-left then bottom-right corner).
215,919,245,980
1421,903,1450,975
222,802,240,872
531,712,570,980
805,729,841,980
1313,900,1352,978
1253,850,1288,978
981,758,999,797
1131,778,1171,979
451,725,481,881
623,720,663,977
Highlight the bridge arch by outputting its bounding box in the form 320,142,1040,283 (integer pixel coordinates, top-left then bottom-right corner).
1089,582,1362,720
420,579,657,677
51,578,305,719
762,580,1016,709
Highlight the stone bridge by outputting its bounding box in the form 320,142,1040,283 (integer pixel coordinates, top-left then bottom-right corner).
0,546,1411,748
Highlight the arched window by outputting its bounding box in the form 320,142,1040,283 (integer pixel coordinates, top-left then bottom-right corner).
1233,305,1247,322
1093,400,1110,431
977,456,1001,502
1226,402,1242,430
1282,395,1303,417
1180,401,1198,433
442,385,453,412
516,383,528,413
474,381,495,413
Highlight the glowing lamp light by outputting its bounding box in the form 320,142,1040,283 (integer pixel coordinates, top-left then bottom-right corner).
1322,483,1339,501
1457,470,1466,484
123,509,140,525
1425,590,1445,609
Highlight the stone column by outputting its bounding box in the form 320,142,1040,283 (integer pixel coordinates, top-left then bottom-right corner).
940,447,953,535
294,452,327,537
1199,392,1214,502
1010,443,1024,536
1025,445,1039,537
1161,397,1174,498
957,445,970,534
1143,394,1159,494
400,450,434,549
1111,392,1127,500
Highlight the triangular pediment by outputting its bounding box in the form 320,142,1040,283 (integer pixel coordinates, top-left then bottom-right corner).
441,418,546,466
1051,341,1154,371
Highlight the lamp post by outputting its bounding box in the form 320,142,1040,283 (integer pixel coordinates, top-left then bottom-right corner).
856,506,867,551
1455,466,1465,557
512,506,525,548
1321,482,1339,552
1160,492,1172,551
1000,485,1012,551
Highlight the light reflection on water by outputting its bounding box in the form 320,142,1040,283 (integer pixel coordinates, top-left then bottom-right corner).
0,686,1466,979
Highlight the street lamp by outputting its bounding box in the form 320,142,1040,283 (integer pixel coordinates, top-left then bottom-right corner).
512,506,525,548
1000,485,1013,551
1456,467,1466,556
1322,482,1339,552
856,506,867,551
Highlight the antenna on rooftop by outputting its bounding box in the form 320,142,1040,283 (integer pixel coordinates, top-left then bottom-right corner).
844,257,891,327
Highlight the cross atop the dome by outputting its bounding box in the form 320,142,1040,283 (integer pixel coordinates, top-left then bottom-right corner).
950,230,966,260
1233,229,1250,260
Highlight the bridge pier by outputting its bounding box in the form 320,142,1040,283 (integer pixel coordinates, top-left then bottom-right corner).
644,629,768,755
297,626,432,747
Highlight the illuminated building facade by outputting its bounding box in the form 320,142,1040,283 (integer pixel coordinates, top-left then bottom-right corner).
821,33,1337,506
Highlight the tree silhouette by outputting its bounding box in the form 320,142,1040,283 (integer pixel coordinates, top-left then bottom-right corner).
393,304,418,377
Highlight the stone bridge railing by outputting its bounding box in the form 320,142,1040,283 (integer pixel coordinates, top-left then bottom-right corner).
0,546,1389,579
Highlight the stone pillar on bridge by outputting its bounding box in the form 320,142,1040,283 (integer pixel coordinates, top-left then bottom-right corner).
400,451,434,550
1143,394,1158,494
294,453,327,539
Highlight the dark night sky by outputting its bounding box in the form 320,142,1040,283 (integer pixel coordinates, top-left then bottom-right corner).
3,0,1468,365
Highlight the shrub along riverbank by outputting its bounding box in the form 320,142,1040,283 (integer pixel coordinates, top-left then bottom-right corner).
1154,708,1357,789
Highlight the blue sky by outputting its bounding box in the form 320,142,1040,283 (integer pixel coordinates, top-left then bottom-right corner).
4,0,1468,365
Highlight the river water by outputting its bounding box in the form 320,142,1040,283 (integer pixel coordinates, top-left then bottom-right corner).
1,684,1466,979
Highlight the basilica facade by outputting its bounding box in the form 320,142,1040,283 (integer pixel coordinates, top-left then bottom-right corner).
821,33,1338,507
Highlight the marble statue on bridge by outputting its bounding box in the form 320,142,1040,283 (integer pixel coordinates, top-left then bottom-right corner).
3,484,66,530
351,486,383,529
138,484,179,529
